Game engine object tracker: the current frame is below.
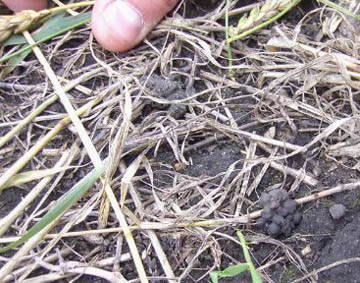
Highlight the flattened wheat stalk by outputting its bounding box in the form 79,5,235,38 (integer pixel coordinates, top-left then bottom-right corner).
0,10,50,42
0,1,94,43
228,0,300,43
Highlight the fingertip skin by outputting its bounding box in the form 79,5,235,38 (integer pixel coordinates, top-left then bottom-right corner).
3,0,48,12
91,0,178,52
91,0,142,52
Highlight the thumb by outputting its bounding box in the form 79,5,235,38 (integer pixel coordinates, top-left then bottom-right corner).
91,0,178,52
2,0,48,12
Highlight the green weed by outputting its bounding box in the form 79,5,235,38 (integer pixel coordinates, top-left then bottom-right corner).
210,231,263,283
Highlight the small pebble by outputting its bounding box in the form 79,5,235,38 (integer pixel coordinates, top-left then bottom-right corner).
329,204,346,220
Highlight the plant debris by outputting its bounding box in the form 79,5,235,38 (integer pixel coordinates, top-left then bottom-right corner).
1,0,360,282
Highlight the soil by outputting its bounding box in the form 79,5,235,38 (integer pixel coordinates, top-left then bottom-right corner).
1,0,360,282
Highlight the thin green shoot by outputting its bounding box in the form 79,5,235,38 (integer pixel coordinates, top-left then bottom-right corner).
225,0,233,74
237,231,263,283
210,263,250,283
318,0,360,21
227,0,301,44
0,12,91,64
1,166,74,190
210,231,262,283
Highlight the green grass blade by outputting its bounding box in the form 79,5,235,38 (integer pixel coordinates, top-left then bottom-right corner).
2,166,74,190
227,0,301,44
0,164,106,253
2,13,67,75
318,0,360,21
225,0,233,74
3,12,66,47
1,47,32,76
210,263,249,283
0,11,92,64
237,231,263,283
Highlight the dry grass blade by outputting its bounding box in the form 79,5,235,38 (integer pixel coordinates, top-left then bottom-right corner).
17,190,112,282
4,27,148,280
103,182,149,282
104,90,149,283
32,263,129,283
265,32,360,90
3,248,72,283
118,157,176,281
0,64,115,149
292,258,360,283
1,166,75,190
0,144,78,237
99,84,134,228
0,212,63,281
0,97,102,191
0,95,58,148
2,0,360,281
0,178,359,245
22,30,103,168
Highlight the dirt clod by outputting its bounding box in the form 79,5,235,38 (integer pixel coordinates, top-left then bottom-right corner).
257,189,302,237
329,204,346,220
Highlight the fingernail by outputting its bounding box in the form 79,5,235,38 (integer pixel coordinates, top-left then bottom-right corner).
103,1,144,40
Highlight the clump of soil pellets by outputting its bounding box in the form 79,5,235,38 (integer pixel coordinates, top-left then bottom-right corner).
256,189,302,237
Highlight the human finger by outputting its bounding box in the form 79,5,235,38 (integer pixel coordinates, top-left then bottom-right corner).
91,0,178,52
2,0,48,12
